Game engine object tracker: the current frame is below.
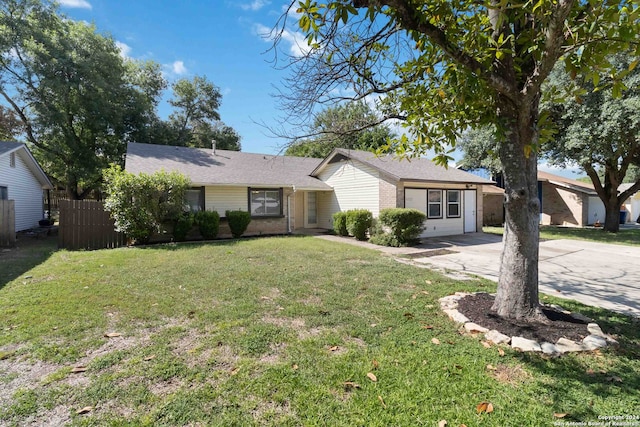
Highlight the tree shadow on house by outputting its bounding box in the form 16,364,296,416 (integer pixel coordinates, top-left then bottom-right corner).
0,234,57,290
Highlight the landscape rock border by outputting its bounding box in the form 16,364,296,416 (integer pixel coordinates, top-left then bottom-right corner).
439,292,618,355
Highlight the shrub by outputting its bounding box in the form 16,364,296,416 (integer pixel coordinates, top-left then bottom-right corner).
172,213,194,241
346,209,373,241
194,210,220,240
374,208,426,246
226,210,251,238
332,212,348,236
103,165,191,244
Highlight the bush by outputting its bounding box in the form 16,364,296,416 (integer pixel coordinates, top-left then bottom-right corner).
194,210,220,240
103,165,191,244
332,212,348,236
173,213,194,241
346,209,373,241
374,208,426,247
226,210,251,238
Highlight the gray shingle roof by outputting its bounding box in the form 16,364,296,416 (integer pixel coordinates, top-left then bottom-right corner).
125,142,332,190
0,141,23,156
312,148,495,184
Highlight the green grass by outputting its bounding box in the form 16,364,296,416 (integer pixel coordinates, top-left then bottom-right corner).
484,225,640,246
0,236,639,426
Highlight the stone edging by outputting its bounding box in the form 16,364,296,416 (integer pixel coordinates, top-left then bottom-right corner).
439,292,618,356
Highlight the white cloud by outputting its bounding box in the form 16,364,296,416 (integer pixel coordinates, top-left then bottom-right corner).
254,23,309,58
115,41,131,59
240,0,270,11
58,0,92,9
172,60,188,75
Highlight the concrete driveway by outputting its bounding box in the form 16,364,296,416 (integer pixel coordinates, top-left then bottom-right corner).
408,233,640,317
317,231,640,317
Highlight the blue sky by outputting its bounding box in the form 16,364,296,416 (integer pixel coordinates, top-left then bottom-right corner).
58,0,583,178
59,0,301,155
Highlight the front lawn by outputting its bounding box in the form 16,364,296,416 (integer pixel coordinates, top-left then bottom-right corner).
485,225,640,246
0,236,638,426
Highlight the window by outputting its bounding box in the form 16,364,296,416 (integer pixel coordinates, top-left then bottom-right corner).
447,190,461,218
185,187,204,212
249,188,283,217
9,153,15,168
0,186,7,200
427,189,442,218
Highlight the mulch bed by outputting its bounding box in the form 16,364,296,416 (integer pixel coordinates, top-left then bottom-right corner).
456,293,590,343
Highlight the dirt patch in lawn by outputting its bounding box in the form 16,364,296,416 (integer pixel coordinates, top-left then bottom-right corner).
456,293,590,343
491,363,531,386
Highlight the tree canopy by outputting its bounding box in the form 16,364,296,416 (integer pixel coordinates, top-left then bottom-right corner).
543,52,640,231
282,0,640,321
285,101,395,158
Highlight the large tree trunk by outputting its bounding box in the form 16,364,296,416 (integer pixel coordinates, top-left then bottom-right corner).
603,201,622,233
491,98,545,322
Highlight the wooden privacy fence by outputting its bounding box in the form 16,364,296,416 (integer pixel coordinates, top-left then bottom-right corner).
58,200,125,250
0,200,16,247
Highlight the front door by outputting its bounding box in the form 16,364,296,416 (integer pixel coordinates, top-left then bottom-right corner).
304,192,318,228
464,190,477,233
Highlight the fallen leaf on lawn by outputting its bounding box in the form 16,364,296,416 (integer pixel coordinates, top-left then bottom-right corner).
481,340,492,348
104,332,121,338
343,381,360,390
498,348,505,357
329,345,339,352
425,280,432,285
412,294,417,299
403,312,414,319
553,413,569,418
144,355,156,361
71,366,87,373
555,289,562,293
292,364,298,370
378,395,387,408
460,424,468,427
431,338,441,345
372,359,379,369
421,324,434,330
230,367,240,376
486,364,497,371
606,375,623,383
454,364,463,370
260,296,271,300
367,372,377,382
438,420,447,427
476,402,494,414
76,406,93,415
422,290,430,294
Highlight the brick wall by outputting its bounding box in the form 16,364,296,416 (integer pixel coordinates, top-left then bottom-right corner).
483,193,504,226
379,176,399,211
540,183,586,226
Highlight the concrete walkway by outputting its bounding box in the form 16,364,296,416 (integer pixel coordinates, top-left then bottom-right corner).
316,232,640,317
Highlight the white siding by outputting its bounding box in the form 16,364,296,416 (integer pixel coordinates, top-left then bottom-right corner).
204,186,248,217
587,196,605,225
403,187,464,238
0,151,44,231
317,160,380,229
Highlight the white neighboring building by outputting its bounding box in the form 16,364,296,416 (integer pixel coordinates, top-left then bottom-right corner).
620,183,640,224
0,142,53,231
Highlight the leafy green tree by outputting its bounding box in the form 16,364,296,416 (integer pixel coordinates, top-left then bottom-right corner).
457,126,501,176
0,0,162,198
285,102,395,158
543,53,640,232
103,165,191,244
285,1,639,321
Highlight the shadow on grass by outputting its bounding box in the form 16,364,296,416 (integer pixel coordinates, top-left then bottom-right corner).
0,234,57,290
517,304,640,421
133,233,312,251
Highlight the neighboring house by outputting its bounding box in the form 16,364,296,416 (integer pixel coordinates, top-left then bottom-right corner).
481,184,504,226
620,183,640,223
125,143,494,238
0,142,53,231
537,171,605,227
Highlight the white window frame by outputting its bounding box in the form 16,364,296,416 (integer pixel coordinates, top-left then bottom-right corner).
249,188,283,217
